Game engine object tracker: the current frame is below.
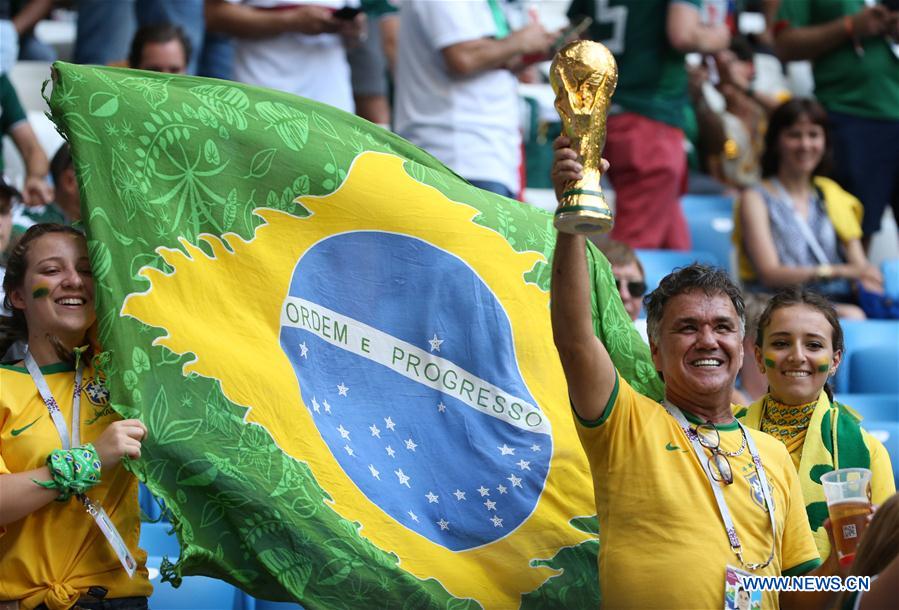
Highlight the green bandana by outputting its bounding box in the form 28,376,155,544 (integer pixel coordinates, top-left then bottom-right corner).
34,443,102,501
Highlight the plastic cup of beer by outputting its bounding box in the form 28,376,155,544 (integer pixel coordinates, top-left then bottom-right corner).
820,468,872,566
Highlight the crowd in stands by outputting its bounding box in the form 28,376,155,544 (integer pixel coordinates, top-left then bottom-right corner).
1,1,897,609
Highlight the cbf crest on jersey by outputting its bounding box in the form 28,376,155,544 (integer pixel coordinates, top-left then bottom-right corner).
50,61,659,608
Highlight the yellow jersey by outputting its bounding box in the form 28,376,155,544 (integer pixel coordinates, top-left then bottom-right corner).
0,363,152,610
575,375,821,609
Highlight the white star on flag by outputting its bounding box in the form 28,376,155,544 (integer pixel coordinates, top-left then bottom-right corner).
369,464,380,480
530,444,541,452
491,515,503,528
386,445,396,458
337,383,349,396
344,445,354,457
498,444,515,456
477,486,490,497
508,474,522,488
408,510,419,522
395,469,411,487
337,424,350,440
425,491,439,503
369,424,381,438
437,519,450,531
323,400,332,414
496,484,507,495
405,438,417,451
385,416,396,431
437,402,446,413
311,397,320,413
516,459,531,471
484,499,496,511
428,334,444,352
299,342,308,358
453,489,466,501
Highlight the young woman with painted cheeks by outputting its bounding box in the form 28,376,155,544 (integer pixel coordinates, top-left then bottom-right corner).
737,288,895,561
0,224,151,610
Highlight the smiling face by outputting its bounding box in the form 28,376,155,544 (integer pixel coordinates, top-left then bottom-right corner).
777,113,825,178
9,232,95,348
755,304,840,405
650,290,743,408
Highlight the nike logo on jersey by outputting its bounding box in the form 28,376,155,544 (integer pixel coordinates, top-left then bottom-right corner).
11,415,42,436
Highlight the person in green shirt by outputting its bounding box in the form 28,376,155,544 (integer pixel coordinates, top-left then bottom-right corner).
0,73,53,207
567,0,730,250
774,0,899,248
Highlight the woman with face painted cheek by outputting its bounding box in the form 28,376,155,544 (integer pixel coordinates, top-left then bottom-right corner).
0,224,152,610
737,288,895,562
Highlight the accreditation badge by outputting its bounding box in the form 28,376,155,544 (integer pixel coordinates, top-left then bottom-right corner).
725,565,762,610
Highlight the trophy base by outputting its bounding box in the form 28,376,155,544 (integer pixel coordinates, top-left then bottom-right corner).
554,200,614,235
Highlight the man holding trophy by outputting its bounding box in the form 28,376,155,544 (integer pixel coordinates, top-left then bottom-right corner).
549,40,848,610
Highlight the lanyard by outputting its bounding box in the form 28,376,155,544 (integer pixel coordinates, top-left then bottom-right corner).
663,401,777,571
24,350,84,450
770,178,830,266
486,0,510,39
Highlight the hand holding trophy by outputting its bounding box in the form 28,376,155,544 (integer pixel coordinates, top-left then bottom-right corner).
550,41,618,234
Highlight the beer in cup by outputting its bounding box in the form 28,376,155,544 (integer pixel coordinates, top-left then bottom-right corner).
820,468,873,566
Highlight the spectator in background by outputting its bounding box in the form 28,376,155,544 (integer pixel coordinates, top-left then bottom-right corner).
74,1,232,78
128,23,190,74
348,0,397,125
568,0,730,250
590,236,645,322
733,98,882,398
205,0,365,113
0,73,53,206
0,179,15,302
48,143,80,223
394,0,554,199
774,0,899,249
5,0,56,64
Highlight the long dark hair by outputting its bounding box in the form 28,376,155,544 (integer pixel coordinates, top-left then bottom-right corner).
754,288,843,400
1,223,90,360
760,98,833,178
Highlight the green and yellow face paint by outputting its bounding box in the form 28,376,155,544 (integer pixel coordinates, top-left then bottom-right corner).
815,357,831,374
31,283,50,299
763,354,776,369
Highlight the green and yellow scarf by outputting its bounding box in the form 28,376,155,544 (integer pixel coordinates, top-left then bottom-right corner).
737,390,870,559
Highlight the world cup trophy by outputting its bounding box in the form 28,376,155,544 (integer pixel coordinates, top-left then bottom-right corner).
550,40,618,234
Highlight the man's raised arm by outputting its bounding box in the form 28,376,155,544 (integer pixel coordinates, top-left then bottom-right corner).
550,137,616,422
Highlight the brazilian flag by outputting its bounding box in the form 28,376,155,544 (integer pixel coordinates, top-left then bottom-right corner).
47,62,661,608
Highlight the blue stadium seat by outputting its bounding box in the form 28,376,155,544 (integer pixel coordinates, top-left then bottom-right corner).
680,194,734,217
834,320,899,393
147,563,248,610
139,482,164,522
636,249,720,297
139,521,180,559
835,394,899,423
883,258,899,299
848,345,899,394
863,421,899,490
687,211,735,276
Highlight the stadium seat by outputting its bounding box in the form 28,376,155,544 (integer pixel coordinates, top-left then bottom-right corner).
834,320,899,393
883,258,899,299
834,394,899,423
680,194,734,217
139,521,180,559
847,345,899,394
863,421,899,490
687,211,735,276
636,249,720,297
147,562,248,610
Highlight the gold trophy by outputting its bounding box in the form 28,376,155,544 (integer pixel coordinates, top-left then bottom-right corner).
550,40,618,234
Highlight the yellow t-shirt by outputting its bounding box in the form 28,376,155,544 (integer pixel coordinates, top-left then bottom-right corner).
575,375,821,610
0,363,152,610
